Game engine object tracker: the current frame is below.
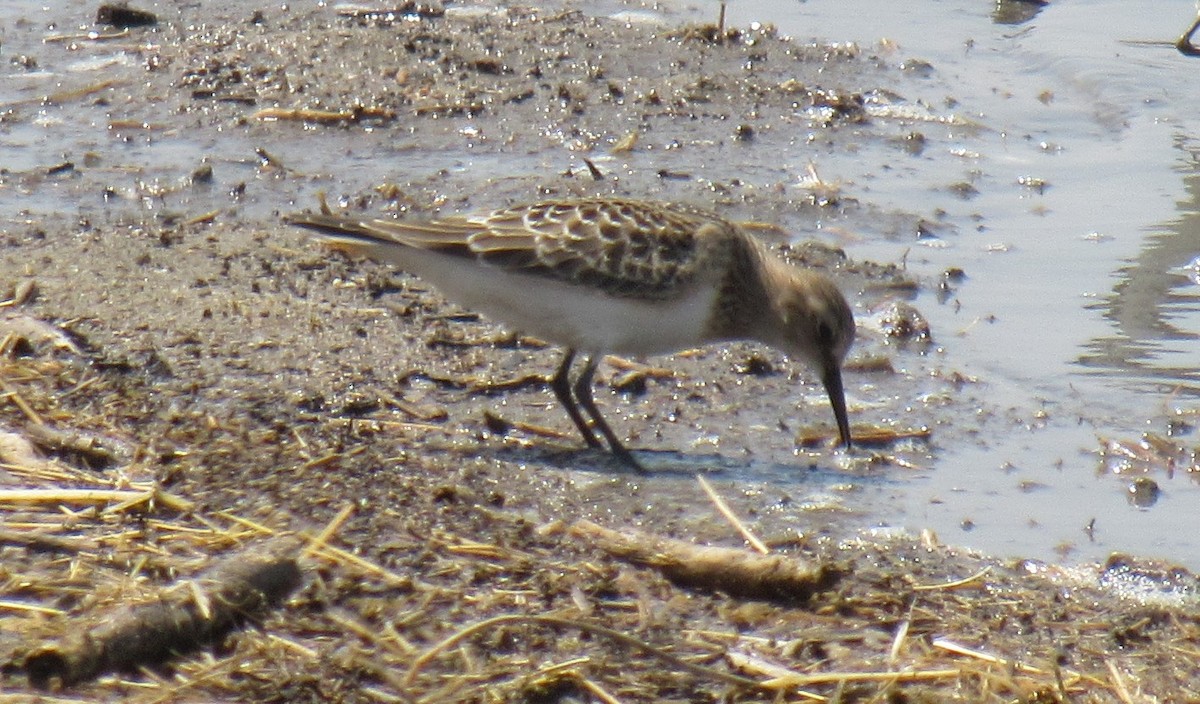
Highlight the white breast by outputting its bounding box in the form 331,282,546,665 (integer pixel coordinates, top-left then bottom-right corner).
386,246,720,356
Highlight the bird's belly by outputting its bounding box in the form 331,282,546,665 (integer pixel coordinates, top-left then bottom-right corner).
402,251,718,356
507,280,719,356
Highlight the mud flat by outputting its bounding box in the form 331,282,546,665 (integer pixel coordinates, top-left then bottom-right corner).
1,3,1197,701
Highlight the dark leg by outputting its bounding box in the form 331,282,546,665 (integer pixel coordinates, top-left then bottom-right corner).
550,349,602,449
574,355,644,472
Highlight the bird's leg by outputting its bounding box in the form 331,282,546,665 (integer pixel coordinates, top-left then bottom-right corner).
550,349,603,449
573,355,645,472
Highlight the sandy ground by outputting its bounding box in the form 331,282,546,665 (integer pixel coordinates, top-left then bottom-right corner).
1,2,1198,701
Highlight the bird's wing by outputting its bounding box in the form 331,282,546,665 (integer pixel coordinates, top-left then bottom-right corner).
288,199,736,299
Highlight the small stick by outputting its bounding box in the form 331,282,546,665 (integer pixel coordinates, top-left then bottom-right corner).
0,488,193,514
911,566,990,591
182,210,220,226
889,597,915,663
43,30,130,43
1105,658,1135,704
24,423,132,469
696,475,769,554
0,379,44,425
300,502,354,559
577,676,623,704
762,668,965,690
933,637,1083,684
253,106,397,123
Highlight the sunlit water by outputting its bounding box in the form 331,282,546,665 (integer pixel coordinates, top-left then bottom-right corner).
715,0,1200,568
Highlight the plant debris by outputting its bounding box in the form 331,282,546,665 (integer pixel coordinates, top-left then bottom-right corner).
571,519,840,602
3,3,1200,702
22,539,302,688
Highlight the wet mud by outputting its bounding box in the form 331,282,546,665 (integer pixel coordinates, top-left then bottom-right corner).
1,2,1198,701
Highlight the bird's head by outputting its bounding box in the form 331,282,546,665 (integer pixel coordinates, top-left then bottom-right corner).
766,269,856,447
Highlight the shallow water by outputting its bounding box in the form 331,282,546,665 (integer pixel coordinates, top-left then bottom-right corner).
715,0,1200,567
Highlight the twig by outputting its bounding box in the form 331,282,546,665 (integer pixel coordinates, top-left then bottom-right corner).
577,675,623,704
300,502,354,559
0,487,193,513
0,600,66,616
932,636,1084,687
44,30,130,43
253,106,397,123
182,210,220,226
696,475,769,554
889,597,914,663
724,652,825,701
1105,659,1135,704
0,378,44,425
219,509,413,588
911,566,990,591
762,668,965,690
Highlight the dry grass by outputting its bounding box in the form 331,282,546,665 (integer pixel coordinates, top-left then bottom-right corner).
2,319,1197,702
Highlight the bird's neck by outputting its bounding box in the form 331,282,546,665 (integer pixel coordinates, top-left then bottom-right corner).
703,235,778,343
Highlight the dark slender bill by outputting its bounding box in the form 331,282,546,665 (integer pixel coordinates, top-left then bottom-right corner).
822,366,852,449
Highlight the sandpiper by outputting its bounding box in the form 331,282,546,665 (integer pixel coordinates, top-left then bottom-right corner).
286,197,855,470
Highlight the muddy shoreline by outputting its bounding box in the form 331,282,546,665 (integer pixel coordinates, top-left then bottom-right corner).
2,2,1198,700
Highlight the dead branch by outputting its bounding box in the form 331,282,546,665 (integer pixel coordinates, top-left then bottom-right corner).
22,538,303,688
569,520,841,602
24,423,134,470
